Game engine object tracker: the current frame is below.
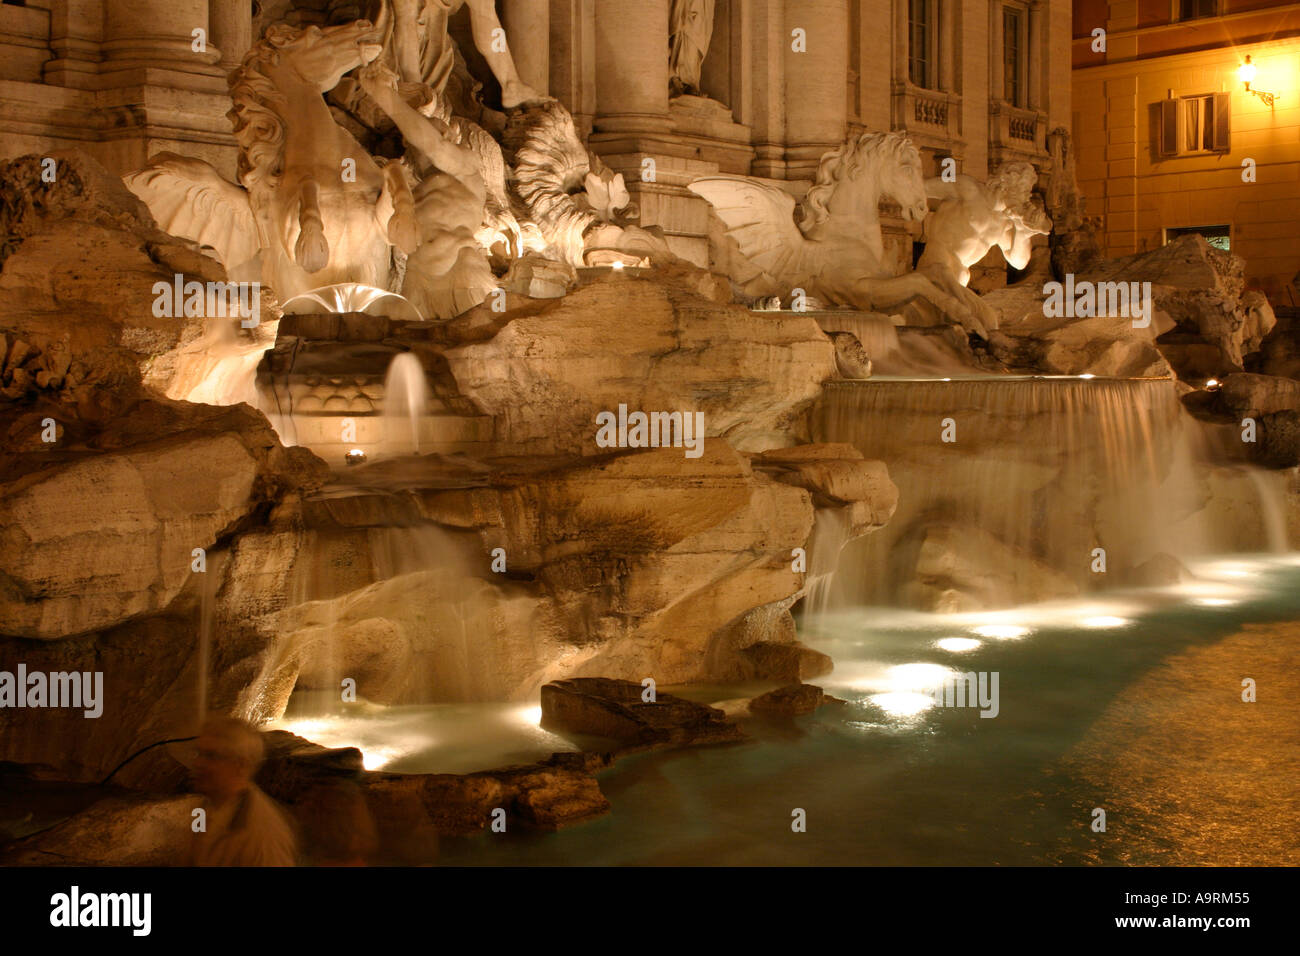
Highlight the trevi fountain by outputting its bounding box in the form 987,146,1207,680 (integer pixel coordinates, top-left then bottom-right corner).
0,0,1295,884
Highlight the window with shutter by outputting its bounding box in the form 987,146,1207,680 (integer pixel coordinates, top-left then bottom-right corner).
1159,99,1178,156
1157,94,1230,157
1211,92,1232,151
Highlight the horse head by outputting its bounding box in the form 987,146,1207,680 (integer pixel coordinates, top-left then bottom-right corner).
872,132,928,224
801,130,928,234
262,19,384,93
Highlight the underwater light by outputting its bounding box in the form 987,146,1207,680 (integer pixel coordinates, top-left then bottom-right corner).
1080,615,1129,628
515,705,543,725
887,662,955,693
868,692,936,717
973,624,1029,640
936,637,981,653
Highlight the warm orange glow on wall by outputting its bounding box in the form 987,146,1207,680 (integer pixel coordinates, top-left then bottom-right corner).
1239,54,1280,108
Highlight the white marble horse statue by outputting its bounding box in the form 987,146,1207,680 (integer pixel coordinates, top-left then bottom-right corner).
690,131,991,336
124,16,420,304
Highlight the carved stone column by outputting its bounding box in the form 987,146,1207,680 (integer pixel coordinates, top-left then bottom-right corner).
502,0,550,97
589,0,715,265
783,0,848,177
101,0,221,71
592,0,671,133
209,0,253,73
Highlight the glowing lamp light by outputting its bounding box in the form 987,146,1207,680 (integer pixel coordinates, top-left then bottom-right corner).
1238,57,1257,86
611,260,625,270
345,448,367,466
1079,373,1096,380
1205,378,1220,390
1239,55,1279,107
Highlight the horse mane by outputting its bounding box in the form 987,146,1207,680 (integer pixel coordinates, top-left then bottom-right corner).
800,130,919,234
227,24,299,193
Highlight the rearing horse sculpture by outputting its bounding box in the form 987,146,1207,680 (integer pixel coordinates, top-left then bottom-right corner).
125,17,419,302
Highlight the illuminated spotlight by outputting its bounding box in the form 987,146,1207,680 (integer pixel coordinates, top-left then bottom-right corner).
973,623,1029,640
1205,378,1220,390
1193,596,1235,607
936,637,981,653
1078,373,1096,380
515,705,543,725
868,691,936,718
1081,615,1130,629
611,260,625,270
883,660,956,691
360,747,404,771
345,448,367,466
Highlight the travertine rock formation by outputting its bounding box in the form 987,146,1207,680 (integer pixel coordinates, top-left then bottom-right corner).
241,438,897,713
0,152,271,411
1091,235,1275,375
442,273,839,454
540,677,743,746
0,400,328,640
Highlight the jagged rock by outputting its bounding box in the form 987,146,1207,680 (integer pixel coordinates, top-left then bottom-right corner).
0,398,328,640
892,521,1079,612
1219,373,1300,415
1217,373,1300,468
0,151,273,410
985,236,1274,380
1084,236,1275,374
0,793,193,866
441,274,837,454
1251,307,1300,380
239,438,896,711
985,290,1174,378
827,330,872,378
753,443,899,537
259,730,610,839
740,642,833,681
1045,128,1103,279
748,683,827,716
540,677,744,747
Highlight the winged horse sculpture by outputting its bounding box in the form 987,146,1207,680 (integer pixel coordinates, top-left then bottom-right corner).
689,130,994,337
124,15,419,305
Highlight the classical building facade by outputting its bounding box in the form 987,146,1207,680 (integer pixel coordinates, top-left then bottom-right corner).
1073,0,1300,299
0,0,1072,268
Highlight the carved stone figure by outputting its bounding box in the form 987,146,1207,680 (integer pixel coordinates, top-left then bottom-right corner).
690,131,990,334
506,100,671,268
918,162,1053,332
125,19,419,302
357,60,496,318
388,0,543,107
670,0,715,97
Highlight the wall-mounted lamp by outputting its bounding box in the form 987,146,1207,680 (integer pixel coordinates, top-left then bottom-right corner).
1239,56,1279,107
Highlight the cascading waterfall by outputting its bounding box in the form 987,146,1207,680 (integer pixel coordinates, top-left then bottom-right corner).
811,376,1289,611
383,352,428,456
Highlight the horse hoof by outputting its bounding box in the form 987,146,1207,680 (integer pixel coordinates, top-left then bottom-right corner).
388,213,419,255
295,225,329,274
